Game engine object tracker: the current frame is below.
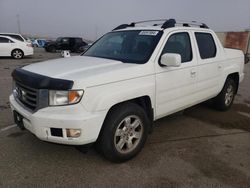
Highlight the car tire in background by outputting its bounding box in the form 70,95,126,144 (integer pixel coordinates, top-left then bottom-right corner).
46,45,56,53
213,78,237,111
97,103,149,163
11,49,24,59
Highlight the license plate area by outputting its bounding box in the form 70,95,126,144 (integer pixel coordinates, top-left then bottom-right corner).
13,111,25,130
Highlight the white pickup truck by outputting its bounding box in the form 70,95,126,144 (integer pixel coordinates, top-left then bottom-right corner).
9,19,245,162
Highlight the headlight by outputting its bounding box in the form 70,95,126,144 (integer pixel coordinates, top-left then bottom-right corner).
49,90,84,106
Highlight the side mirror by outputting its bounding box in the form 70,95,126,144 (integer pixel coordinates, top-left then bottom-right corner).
160,53,181,67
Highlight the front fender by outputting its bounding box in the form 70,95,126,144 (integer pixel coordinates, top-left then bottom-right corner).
81,75,155,112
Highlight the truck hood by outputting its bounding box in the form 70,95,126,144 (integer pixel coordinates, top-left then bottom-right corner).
23,56,152,88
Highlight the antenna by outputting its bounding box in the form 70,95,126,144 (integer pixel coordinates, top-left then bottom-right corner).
16,14,21,33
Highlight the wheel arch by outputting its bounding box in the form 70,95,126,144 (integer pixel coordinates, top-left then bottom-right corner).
97,95,154,141
11,48,24,58
226,72,239,93
11,48,24,54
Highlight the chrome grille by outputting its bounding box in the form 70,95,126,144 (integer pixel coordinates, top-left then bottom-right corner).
14,81,38,111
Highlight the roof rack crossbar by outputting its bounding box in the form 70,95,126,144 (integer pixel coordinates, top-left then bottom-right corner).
133,19,167,24
161,19,176,29
112,19,167,31
112,23,135,31
112,18,209,31
161,19,209,29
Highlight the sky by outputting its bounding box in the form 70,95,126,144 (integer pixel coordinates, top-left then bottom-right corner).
0,0,250,40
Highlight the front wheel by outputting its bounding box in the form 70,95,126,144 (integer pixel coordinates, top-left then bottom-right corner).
213,78,237,111
97,103,149,162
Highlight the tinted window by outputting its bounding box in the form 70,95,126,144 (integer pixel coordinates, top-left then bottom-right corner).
37,40,42,45
195,33,216,59
0,37,10,43
56,37,62,42
8,34,24,42
75,38,83,43
162,32,192,63
62,38,69,43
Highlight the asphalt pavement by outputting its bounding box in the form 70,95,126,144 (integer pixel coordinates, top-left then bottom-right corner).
0,48,250,187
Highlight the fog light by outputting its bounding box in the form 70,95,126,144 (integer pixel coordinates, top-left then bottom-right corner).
66,129,81,138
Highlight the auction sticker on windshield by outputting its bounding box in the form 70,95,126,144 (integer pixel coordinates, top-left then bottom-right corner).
139,31,159,36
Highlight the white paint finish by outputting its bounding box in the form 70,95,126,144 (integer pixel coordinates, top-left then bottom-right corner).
9,26,245,145
193,31,223,100
9,95,107,145
82,73,155,112
154,30,198,118
0,36,33,57
23,56,154,89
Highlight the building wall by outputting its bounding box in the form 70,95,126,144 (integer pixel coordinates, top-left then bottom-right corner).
216,32,227,45
216,31,250,54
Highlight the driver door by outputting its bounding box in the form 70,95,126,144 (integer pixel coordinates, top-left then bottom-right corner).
155,31,198,119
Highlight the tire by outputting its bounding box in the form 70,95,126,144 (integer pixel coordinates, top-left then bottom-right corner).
11,49,24,59
75,47,81,53
213,78,237,111
75,46,84,53
47,46,56,53
97,103,149,162
78,46,85,53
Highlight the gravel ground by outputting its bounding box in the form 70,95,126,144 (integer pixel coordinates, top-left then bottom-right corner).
0,48,250,187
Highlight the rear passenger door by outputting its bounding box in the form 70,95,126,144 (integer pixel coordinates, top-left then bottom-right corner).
155,31,198,118
194,32,222,100
0,37,14,56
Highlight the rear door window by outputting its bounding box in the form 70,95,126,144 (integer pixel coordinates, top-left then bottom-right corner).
62,38,69,43
8,34,24,42
195,33,217,59
0,37,10,43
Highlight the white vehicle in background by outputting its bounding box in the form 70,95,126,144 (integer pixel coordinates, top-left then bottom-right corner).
0,33,28,43
0,35,33,59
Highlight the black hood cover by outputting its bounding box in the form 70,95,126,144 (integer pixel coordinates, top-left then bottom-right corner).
12,68,74,90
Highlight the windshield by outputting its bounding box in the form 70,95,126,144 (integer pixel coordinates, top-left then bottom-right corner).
83,30,162,64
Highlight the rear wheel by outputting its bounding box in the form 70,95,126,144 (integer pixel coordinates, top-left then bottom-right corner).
97,103,149,162
47,45,56,53
213,78,237,111
11,49,24,59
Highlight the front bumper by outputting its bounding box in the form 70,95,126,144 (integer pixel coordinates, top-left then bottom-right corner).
9,94,107,145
